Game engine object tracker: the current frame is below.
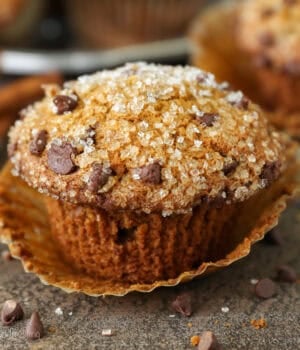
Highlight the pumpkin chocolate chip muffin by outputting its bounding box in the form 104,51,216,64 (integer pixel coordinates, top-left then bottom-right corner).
8,62,287,284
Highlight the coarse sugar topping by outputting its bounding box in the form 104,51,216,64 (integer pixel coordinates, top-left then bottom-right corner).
8,62,286,214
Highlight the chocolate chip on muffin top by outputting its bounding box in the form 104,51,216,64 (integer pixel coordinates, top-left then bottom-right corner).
8,62,285,214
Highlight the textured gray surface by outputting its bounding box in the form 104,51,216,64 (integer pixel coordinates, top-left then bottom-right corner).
0,201,299,350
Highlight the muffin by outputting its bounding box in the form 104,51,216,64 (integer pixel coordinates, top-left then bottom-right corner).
190,0,300,135
5,62,294,288
66,0,205,48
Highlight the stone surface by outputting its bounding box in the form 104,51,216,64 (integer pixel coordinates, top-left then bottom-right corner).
0,201,299,350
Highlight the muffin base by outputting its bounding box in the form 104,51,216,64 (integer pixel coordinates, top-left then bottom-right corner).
0,161,298,296
190,1,300,137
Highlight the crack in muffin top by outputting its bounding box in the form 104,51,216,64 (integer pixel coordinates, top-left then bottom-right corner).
236,0,300,74
8,62,285,215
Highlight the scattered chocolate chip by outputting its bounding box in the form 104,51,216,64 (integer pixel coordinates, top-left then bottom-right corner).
1,250,12,261
254,278,276,299
25,312,44,340
171,292,192,317
137,162,162,185
47,142,77,175
30,130,48,156
260,161,281,185
1,300,24,326
198,331,223,350
87,163,113,193
53,95,78,115
7,142,17,158
253,54,273,69
263,228,284,245
223,160,239,176
196,113,219,127
258,32,275,47
261,8,276,18
276,265,297,283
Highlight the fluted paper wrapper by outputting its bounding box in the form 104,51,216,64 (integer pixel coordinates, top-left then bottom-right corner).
0,160,298,296
189,1,300,138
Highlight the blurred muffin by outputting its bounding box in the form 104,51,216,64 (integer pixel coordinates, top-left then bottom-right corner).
8,62,288,284
66,0,205,48
190,0,300,135
0,0,45,46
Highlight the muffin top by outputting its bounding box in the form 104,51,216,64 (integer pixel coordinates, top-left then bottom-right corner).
8,62,285,215
236,0,300,74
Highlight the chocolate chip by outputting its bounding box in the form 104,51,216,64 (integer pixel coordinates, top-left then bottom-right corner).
223,160,239,176
47,142,77,175
53,95,78,115
171,292,192,317
196,113,218,127
261,8,276,18
198,331,223,350
263,228,284,245
254,278,276,299
87,163,113,193
137,162,162,185
260,161,280,185
258,32,275,47
253,54,273,69
1,300,24,326
30,130,48,156
25,312,44,340
276,265,297,283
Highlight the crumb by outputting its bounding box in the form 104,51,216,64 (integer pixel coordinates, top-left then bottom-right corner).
187,322,193,328
101,329,113,336
251,318,267,329
221,306,229,313
47,326,56,334
250,278,258,285
55,307,63,315
190,335,200,346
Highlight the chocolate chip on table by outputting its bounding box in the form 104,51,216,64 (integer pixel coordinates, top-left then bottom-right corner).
1,300,24,326
276,265,297,283
258,32,275,47
263,228,284,245
171,292,192,317
87,163,113,193
197,331,223,350
25,312,44,340
260,161,280,185
30,130,48,156
196,113,218,127
223,160,239,176
53,95,78,115
47,142,77,175
137,162,161,185
254,278,276,299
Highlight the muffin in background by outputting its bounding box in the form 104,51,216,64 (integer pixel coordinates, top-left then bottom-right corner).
190,0,300,135
66,0,205,48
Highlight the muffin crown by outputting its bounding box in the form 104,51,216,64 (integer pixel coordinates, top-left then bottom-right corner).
8,62,285,214
237,0,300,73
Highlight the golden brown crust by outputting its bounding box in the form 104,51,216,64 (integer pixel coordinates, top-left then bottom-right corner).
9,63,285,214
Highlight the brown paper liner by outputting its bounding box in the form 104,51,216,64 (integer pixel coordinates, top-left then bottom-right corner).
0,160,298,296
189,1,300,138
66,0,205,48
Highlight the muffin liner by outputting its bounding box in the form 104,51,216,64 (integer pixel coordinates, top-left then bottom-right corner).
189,1,300,137
67,0,205,48
0,159,299,296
